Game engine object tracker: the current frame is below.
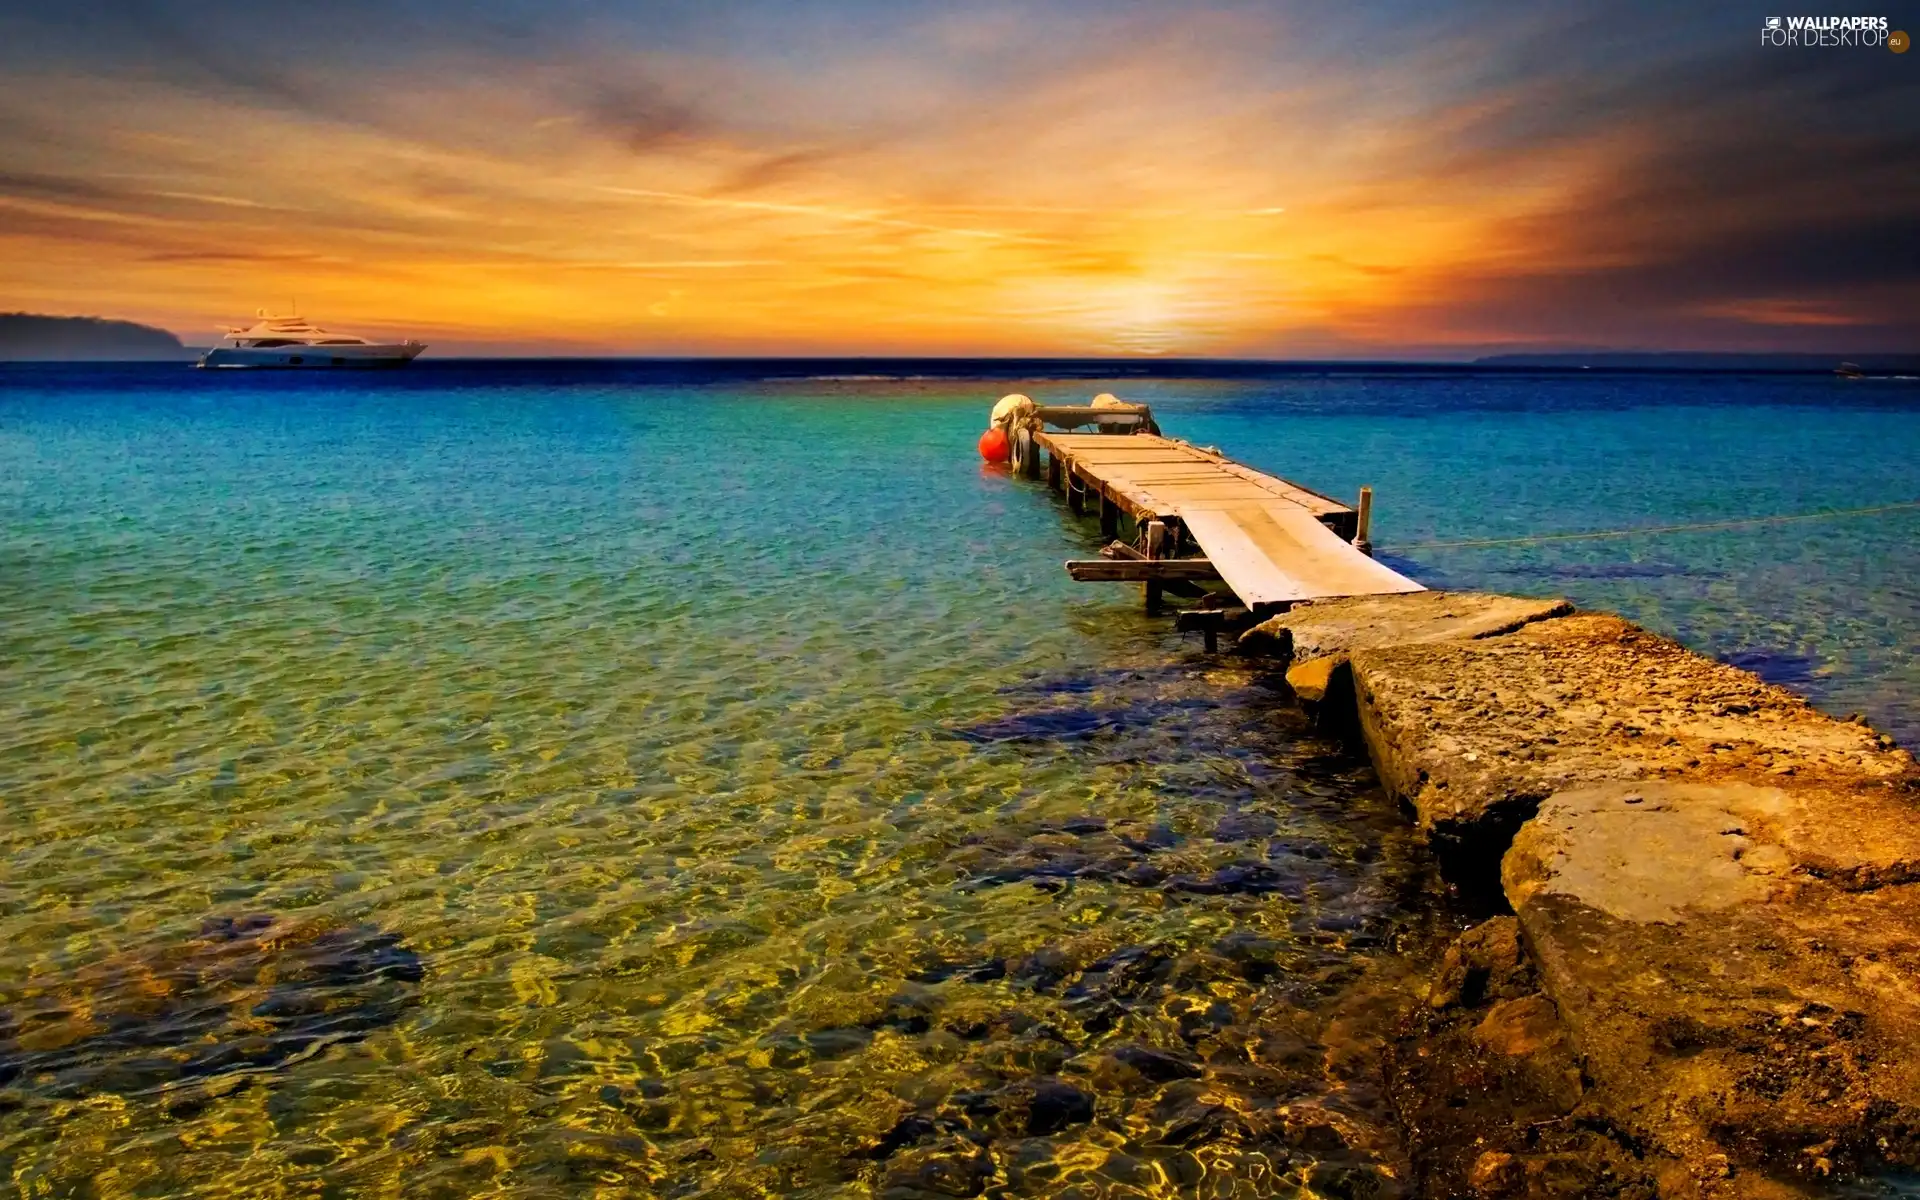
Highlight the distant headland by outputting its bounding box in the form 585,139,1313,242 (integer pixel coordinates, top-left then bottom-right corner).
0,313,193,361
1474,350,1920,372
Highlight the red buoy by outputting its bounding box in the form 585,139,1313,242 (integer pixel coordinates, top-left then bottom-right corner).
978,426,1011,463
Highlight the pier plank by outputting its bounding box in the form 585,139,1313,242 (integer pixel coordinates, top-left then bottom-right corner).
1032,427,1423,606
1044,434,1341,498
1180,505,1423,606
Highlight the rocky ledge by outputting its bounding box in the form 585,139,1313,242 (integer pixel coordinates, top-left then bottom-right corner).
1250,591,1570,707
1242,591,1920,1197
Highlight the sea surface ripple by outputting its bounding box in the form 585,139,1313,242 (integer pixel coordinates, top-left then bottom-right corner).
1,362,1914,1196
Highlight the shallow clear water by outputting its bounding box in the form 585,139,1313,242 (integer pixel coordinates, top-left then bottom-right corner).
1,363,1915,1196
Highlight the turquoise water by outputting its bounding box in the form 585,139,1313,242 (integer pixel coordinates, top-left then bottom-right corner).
1122,372,1920,747
1,363,1915,1196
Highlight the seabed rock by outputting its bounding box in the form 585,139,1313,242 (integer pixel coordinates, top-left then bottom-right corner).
1389,918,1653,1198
0,914,424,1099
1427,915,1534,1010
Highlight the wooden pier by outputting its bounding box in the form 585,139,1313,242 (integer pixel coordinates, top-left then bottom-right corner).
1002,402,1423,617
992,398,1920,1195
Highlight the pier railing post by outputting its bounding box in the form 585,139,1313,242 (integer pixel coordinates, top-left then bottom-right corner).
1143,520,1166,613
1355,486,1374,557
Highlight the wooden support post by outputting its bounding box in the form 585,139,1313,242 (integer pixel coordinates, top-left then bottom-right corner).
1174,606,1248,652
1065,559,1222,582
1099,492,1118,540
1047,450,1062,491
1143,520,1166,613
1067,470,1083,514
1355,486,1374,557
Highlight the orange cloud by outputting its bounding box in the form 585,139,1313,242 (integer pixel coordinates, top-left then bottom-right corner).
0,4,1913,355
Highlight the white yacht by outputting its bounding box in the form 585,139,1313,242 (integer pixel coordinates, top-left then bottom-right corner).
198,313,426,368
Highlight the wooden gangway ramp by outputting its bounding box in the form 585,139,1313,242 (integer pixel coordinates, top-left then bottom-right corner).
1011,411,1423,612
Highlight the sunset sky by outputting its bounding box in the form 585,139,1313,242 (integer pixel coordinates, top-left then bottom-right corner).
1,1,1915,356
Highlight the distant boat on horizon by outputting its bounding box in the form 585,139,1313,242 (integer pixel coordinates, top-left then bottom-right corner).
198,312,425,369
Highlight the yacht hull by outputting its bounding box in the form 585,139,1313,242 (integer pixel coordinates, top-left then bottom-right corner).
197,343,425,369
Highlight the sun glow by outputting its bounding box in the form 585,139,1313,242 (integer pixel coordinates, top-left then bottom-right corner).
2,5,1912,354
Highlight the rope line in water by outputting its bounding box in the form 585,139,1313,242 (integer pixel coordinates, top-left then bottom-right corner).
1392,499,1920,552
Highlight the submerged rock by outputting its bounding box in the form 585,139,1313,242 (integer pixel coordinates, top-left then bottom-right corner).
1163,861,1309,898
878,1135,995,1199
952,1075,1094,1137
1103,1043,1201,1083
1387,921,1639,1197
801,1026,875,1060
1719,648,1824,691
907,958,1008,986
949,697,1218,745
1213,810,1280,841
949,706,1130,744
1427,916,1534,1010
944,818,1184,891
940,811,1385,915
993,665,1188,699
0,915,423,1098
867,1113,949,1160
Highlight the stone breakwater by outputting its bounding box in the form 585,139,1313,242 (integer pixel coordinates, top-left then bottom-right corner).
1243,593,1920,1199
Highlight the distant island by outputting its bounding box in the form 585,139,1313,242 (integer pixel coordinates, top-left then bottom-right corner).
1474,351,1920,372
0,313,194,361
